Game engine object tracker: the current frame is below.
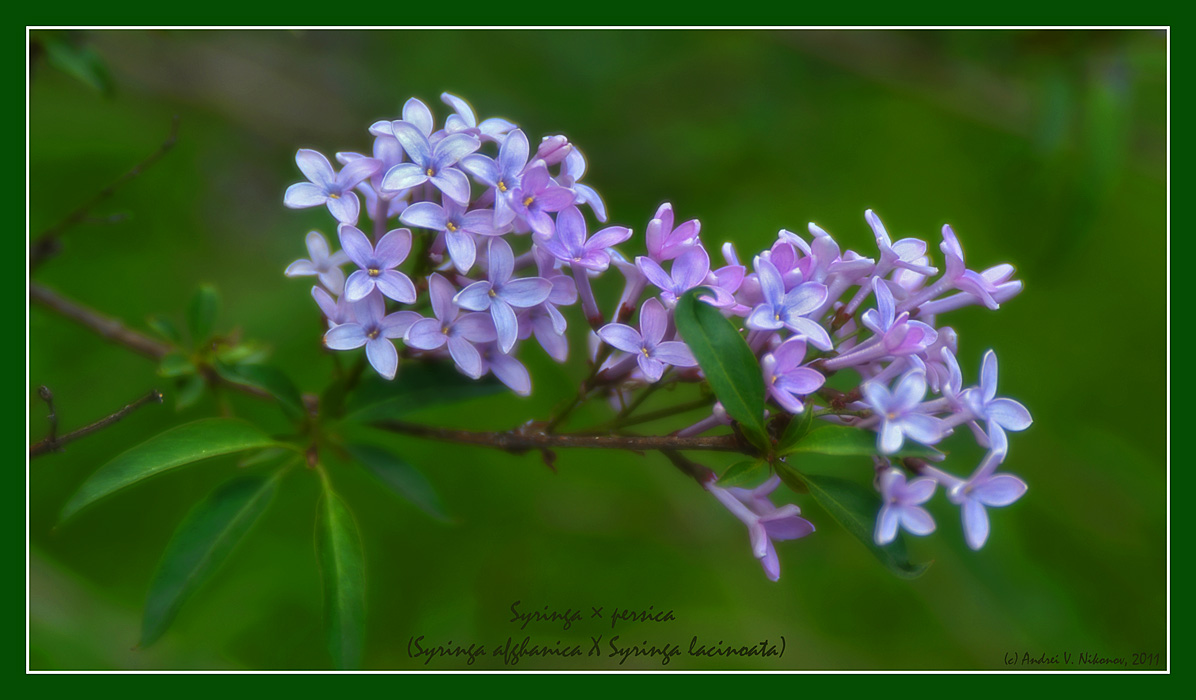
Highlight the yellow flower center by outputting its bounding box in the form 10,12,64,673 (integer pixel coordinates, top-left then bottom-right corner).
368,268,380,277
426,168,435,177
497,180,508,192
523,196,535,207
446,221,459,232
367,329,380,340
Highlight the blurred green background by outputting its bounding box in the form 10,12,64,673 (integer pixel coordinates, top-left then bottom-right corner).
27,29,1167,670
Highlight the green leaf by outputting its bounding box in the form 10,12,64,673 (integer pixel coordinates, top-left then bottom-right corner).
782,465,929,579
343,361,505,422
716,459,769,488
317,486,366,670
140,472,280,647
60,419,279,522
187,285,220,346
780,424,940,459
346,444,450,522
40,32,113,95
175,374,206,411
673,289,768,451
147,314,183,345
214,362,305,421
776,407,815,454
158,352,196,378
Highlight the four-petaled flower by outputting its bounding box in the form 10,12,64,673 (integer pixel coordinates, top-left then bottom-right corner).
597,297,697,383
874,467,937,545
454,238,554,354
405,273,497,379
323,291,419,380
381,122,481,205
706,475,816,582
538,205,632,272
962,350,1033,454
861,370,947,454
509,161,575,236
947,451,1028,550
400,195,497,273
284,149,380,224
744,257,832,350
285,230,351,295
761,337,825,414
340,225,417,304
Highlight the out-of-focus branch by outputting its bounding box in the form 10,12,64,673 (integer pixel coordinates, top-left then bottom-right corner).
372,420,749,455
30,282,169,359
30,115,180,270
30,388,163,458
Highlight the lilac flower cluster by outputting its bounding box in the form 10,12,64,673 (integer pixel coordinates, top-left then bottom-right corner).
283,94,1032,581
284,93,625,393
596,205,1031,574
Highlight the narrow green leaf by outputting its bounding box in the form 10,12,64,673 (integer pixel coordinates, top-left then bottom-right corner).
41,33,113,94
60,419,278,522
346,444,450,522
317,486,366,670
716,459,769,488
781,424,940,459
175,374,206,410
214,362,305,421
187,284,220,346
158,352,196,378
146,314,183,345
140,472,280,647
344,361,505,422
775,407,815,454
673,289,768,450
786,466,930,579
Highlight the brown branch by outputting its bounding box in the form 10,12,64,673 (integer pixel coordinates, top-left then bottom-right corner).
31,115,180,270
30,282,169,359
372,419,749,455
29,282,272,401
30,389,163,458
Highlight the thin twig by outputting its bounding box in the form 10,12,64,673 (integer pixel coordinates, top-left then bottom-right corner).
30,282,169,359
609,396,715,430
660,449,716,485
31,115,180,270
38,386,57,443
30,389,164,458
372,420,748,454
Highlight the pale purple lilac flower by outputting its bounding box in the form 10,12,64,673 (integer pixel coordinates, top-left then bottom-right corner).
636,245,715,308
538,205,632,272
942,450,1028,550
861,370,948,454
645,202,700,262
400,195,496,273
961,350,1033,454
558,148,607,222
761,337,825,414
381,122,480,205
285,230,351,295
597,298,697,383
744,257,832,351
460,128,530,227
874,467,937,545
706,475,815,582
509,161,574,236
340,225,417,304
440,92,516,143
860,278,938,356
312,286,355,328
323,291,419,380
477,341,532,396
284,149,380,225
454,238,553,353
405,274,497,379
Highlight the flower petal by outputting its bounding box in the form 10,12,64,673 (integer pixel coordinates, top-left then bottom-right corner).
366,337,399,380
295,149,335,187
972,474,1027,507
284,182,328,208
324,323,367,350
